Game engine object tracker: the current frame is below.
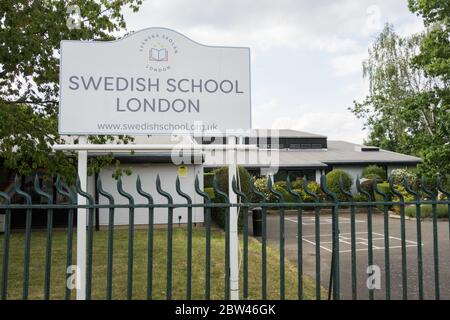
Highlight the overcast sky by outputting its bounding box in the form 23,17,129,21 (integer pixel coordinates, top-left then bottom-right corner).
122,0,423,143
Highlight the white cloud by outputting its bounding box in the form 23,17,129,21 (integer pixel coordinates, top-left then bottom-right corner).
254,98,279,112
330,51,368,76
122,0,392,54
121,0,422,143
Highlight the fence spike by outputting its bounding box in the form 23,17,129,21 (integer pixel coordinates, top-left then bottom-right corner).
117,177,134,204
136,175,153,203
302,177,319,202
268,177,284,202
55,175,77,204
249,176,266,202
339,176,353,201
55,175,68,199
194,175,211,202
176,176,192,203
286,175,302,202
321,174,337,201
403,177,419,200
420,177,436,199
75,175,94,203
437,176,450,198
356,175,371,201
156,174,173,203
232,176,248,203
389,176,404,202
12,175,32,204
34,174,53,202
212,175,229,203
0,188,11,203
373,179,388,201
97,176,114,204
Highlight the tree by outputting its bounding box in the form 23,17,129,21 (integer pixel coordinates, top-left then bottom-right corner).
409,0,450,81
349,22,450,177
0,0,142,181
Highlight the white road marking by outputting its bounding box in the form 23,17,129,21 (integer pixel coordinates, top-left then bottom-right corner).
301,232,422,253
285,217,364,225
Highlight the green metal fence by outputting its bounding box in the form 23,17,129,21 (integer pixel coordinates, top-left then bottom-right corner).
0,174,449,300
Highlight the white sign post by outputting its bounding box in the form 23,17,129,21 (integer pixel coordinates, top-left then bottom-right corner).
76,136,87,300
59,28,251,300
227,136,239,300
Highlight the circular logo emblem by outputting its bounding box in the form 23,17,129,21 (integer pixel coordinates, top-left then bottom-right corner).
139,32,179,73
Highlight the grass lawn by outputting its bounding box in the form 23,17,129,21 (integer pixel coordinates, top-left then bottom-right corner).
0,227,324,300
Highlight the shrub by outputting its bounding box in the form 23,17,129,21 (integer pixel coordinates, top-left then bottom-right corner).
204,172,215,188
273,184,297,203
212,166,252,198
353,193,368,202
290,179,301,189
390,168,418,189
363,173,383,182
362,165,386,181
325,169,353,201
294,189,321,202
251,178,325,205
253,176,271,201
375,182,391,196
210,166,252,231
302,181,326,202
405,204,448,219
391,185,416,202
274,181,287,189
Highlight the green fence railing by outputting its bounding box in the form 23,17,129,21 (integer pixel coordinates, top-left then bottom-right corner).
0,174,449,300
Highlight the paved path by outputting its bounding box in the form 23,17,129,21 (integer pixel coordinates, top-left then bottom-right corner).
251,210,450,300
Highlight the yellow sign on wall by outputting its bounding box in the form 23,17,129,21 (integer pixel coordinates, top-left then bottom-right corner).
178,165,187,177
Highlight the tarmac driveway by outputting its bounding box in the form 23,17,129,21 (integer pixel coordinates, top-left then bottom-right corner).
250,210,450,300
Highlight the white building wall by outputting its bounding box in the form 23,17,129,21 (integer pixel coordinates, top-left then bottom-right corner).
87,163,204,225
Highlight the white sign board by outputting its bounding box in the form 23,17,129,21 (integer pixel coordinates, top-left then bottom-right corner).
59,27,251,134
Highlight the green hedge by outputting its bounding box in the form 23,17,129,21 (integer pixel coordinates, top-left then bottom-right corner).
210,166,252,231
405,204,448,219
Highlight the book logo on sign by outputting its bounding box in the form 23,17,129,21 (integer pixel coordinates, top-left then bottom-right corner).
150,47,168,62
139,33,178,73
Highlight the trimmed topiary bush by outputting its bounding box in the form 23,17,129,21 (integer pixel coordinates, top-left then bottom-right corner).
362,165,386,181
325,169,353,201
